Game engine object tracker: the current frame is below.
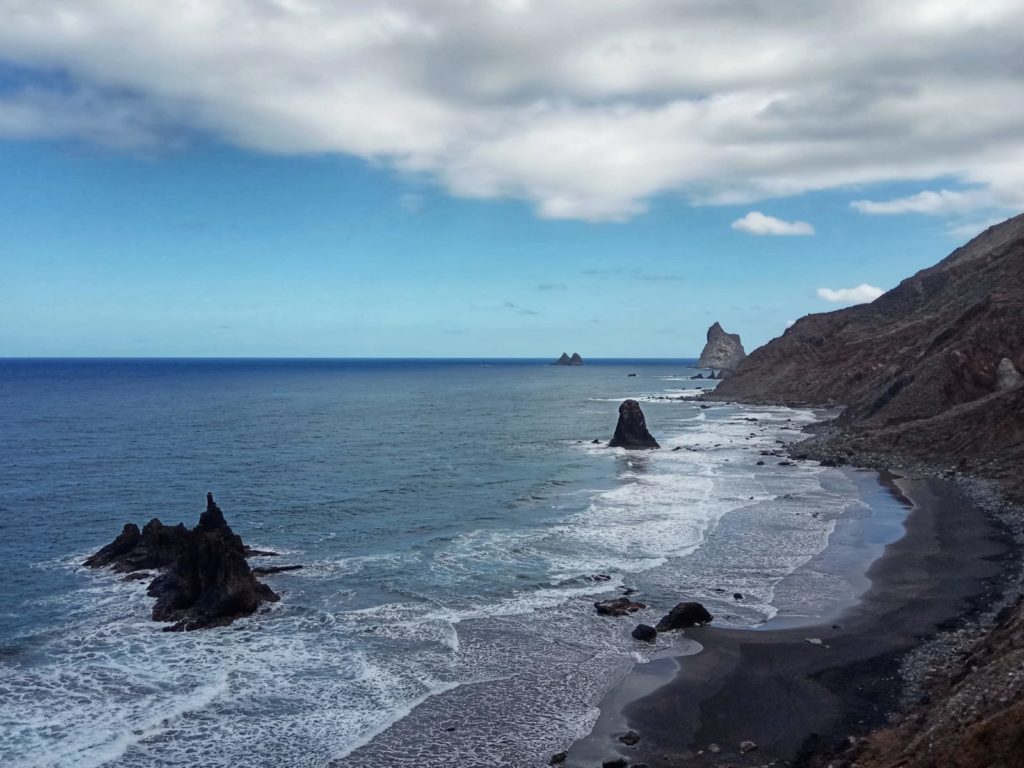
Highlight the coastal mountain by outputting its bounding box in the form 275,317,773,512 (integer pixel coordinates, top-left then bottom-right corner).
710,213,1024,500
697,322,746,371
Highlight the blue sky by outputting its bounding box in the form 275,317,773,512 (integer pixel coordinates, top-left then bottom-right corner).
1,1,1021,357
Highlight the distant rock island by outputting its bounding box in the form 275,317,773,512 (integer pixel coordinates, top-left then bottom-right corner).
553,352,583,366
697,322,746,371
85,493,294,631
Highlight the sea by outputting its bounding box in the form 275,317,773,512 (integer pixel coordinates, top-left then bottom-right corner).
0,359,903,768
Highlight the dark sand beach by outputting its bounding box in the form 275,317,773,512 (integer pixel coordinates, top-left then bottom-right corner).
567,474,1015,767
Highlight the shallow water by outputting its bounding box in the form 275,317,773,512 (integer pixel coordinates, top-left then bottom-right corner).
0,359,892,767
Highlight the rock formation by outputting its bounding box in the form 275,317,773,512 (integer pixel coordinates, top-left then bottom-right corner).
554,352,584,366
708,213,1024,501
697,322,746,371
632,623,657,642
85,493,281,631
655,601,713,631
594,596,647,616
608,399,660,449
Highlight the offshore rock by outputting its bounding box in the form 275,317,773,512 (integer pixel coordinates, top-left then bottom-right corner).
554,352,584,366
632,623,658,642
85,493,279,631
697,322,747,371
655,602,713,631
609,399,660,449
595,597,647,617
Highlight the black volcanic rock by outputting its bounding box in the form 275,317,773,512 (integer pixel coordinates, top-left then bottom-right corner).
655,602,713,631
609,399,660,449
632,623,657,642
595,597,647,616
697,322,746,371
554,352,584,366
85,493,280,631
83,523,141,568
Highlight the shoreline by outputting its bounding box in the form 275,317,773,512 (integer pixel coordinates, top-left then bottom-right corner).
566,472,1017,767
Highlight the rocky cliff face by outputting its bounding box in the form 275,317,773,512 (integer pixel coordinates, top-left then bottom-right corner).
697,323,746,370
710,213,1024,500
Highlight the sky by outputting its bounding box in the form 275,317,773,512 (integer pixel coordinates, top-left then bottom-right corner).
1,0,1022,358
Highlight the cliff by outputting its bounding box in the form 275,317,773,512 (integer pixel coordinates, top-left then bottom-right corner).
709,213,1024,500
697,322,746,370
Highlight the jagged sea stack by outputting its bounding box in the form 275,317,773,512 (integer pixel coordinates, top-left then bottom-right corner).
553,352,584,365
85,493,280,631
609,399,660,449
697,322,746,372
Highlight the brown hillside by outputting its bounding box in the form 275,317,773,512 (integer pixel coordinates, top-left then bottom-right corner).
709,213,1024,498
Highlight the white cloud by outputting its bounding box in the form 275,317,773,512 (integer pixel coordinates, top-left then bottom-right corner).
731,211,814,236
817,284,885,303
398,192,426,213
1,2,1024,220
850,189,995,215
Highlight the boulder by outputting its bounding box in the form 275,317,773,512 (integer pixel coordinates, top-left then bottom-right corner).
85,493,280,631
655,602,713,631
619,731,640,746
570,352,584,366
632,623,657,642
996,357,1023,391
554,352,572,365
697,322,747,371
595,597,646,616
609,399,660,449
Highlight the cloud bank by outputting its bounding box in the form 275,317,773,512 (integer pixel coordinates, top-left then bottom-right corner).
2,1,1024,220
731,211,814,236
817,284,885,304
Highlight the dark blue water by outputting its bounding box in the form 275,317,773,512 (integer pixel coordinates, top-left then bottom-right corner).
0,359,876,767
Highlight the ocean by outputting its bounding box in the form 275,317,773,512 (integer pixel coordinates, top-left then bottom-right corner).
0,359,899,767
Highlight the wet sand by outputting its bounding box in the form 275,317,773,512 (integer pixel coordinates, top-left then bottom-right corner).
566,474,1012,767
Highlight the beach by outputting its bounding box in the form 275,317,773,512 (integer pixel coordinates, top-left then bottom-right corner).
567,474,1017,767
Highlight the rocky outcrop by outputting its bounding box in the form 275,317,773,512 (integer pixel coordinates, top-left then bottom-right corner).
595,597,647,616
608,399,660,449
655,602,713,631
85,493,280,631
632,623,657,642
709,213,1024,501
554,352,584,366
697,323,746,371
